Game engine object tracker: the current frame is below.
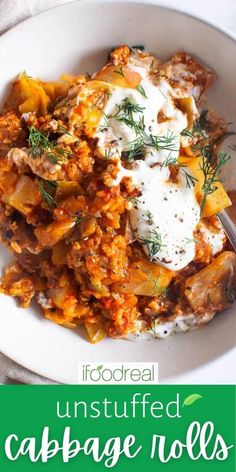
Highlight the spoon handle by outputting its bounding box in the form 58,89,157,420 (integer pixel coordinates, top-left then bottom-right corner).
217,210,236,252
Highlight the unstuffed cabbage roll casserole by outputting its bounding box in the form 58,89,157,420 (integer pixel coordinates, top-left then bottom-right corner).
0,45,236,343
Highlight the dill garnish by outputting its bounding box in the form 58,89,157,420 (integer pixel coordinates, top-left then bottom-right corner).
104,147,116,160
127,195,139,204
124,130,178,162
150,59,155,70
124,120,178,160
28,126,49,158
200,151,231,212
182,169,198,188
146,210,154,225
102,112,110,126
161,286,170,298
114,98,145,117
139,230,165,260
161,153,198,187
181,120,207,141
144,269,161,297
130,45,145,52
38,179,57,208
125,138,144,161
181,129,195,139
150,319,158,335
181,119,232,195
28,126,71,163
74,212,90,224
185,237,197,244
181,117,235,154
104,96,178,161
159,89,167,100
21,71,32,79
149,131,178,153
151,278,161,296
58,125,72,136
160,152,178,167
117,114,144,133
109,98,145,131
114,67,125,77
135,84,148,99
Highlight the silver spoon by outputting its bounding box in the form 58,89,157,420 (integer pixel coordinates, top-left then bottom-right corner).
217,210,236,252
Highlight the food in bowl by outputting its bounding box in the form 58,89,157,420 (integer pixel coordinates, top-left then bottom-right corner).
0,45,235,343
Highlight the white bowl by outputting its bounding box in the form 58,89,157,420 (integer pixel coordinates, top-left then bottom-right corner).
0,0,236,384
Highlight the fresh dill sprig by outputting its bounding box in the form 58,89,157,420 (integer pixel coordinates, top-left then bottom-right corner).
113,67,125,77
127,195,140,204
21,71,32,79
192,120,208,139
125,138,144,161
28,126,49,158
102,112,110,126
125,130,178,161
181,129,195,139
161,286,170,298
150,320,158,335
115,98,145,116
151,278,161,296
200,151,231,212
58,125,72,136
104,147,116,160
149,131,178,153
47,146,71,164
105,90,112,99
185,237,197,244
38,179,57,208
135,84,148,99
74,212,90,224
104,99,146,161
181,118,231,197
130,45,145,52
150,59,155,70
160,152,178,167
139,230,165,260
181,120,207,141
105,95,178,161
28,126,71,163
125,124,178,161
198,109,209,129
144,269,163,297
115,114,142,131
158,89,167,100
161,154,198,187
109,99,145,132
146,210,154,225
182,169,198,188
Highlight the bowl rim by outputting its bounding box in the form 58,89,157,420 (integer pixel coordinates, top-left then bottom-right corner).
1,0,236,44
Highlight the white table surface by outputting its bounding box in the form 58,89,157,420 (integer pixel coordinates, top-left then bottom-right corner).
0,0,235,384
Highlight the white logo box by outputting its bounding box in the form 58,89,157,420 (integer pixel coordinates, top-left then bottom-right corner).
77,362,159,385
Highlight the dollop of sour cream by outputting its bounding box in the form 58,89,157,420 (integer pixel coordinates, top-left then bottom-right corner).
94,59,203,271
129,164,200,270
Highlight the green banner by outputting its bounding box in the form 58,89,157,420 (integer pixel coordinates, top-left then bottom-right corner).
0,385,235,470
